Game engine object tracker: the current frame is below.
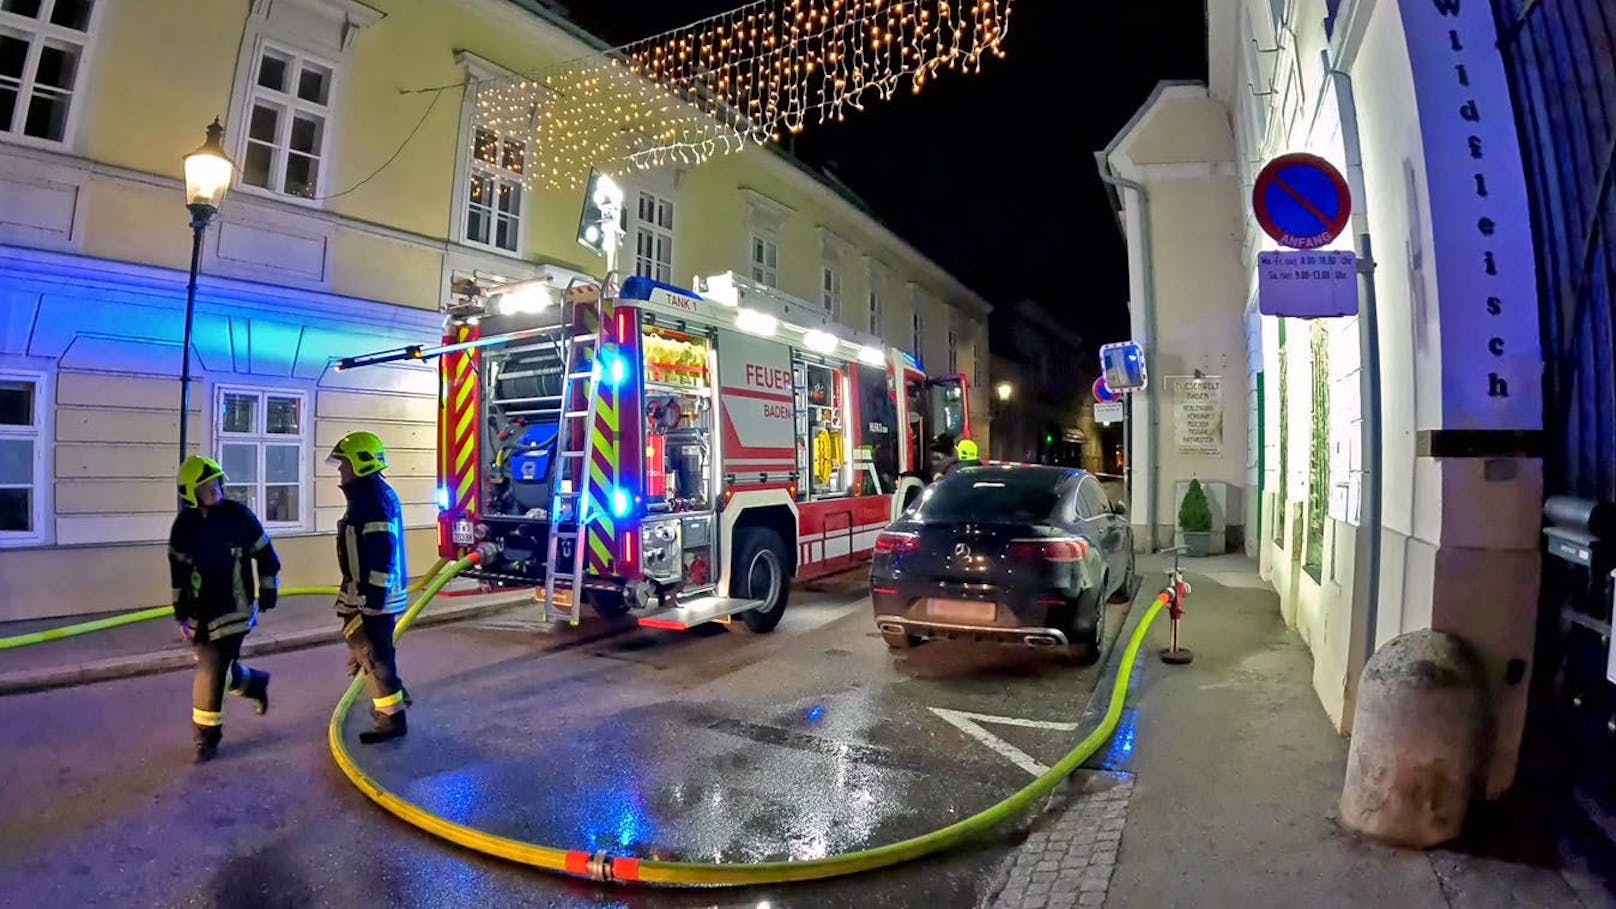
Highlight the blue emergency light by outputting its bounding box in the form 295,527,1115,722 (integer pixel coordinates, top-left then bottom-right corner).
1099,341,1148,392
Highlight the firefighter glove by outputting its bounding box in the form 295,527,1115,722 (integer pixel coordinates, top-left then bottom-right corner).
259,587,278,612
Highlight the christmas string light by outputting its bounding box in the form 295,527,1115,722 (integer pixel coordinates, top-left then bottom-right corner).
470,0,1014,191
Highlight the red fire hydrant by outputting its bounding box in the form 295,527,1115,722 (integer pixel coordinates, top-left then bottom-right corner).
1160,576,1193,665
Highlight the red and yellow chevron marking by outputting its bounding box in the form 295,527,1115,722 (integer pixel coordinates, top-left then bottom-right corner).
441,325,481,519
578,292,618,577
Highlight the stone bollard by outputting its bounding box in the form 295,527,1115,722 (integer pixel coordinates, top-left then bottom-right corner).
1339,629,1489,848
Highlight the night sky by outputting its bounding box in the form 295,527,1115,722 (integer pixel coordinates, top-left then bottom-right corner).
562,0,1209,345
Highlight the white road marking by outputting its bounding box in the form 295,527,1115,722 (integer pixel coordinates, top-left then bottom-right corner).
928,707,1081,777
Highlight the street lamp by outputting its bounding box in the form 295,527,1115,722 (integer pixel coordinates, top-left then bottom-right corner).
995,381,1014,402
178,118,233,463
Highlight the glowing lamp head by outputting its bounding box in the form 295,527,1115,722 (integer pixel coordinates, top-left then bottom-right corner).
183,118,234,211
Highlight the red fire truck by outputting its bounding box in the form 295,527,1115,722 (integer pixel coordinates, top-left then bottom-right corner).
342,269,971,633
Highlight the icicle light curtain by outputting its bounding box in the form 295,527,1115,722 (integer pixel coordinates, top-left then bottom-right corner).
473,0,1015,190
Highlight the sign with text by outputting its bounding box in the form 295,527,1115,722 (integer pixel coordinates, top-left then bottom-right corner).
1400,0,1542,431
1094,401,1125,424
1168,376,1223,456
1258,251,1359,318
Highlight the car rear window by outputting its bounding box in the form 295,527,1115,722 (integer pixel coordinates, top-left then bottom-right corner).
915,471,1066,524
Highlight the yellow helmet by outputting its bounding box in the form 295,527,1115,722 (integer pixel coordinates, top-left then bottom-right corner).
327,431,389,478
956,438,980,462
177,456,226,508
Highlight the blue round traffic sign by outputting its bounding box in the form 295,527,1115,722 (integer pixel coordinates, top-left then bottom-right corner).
1252,153,1351,249
1093,376,1119,403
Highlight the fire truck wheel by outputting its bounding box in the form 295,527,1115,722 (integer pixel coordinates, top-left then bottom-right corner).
735,528,790,633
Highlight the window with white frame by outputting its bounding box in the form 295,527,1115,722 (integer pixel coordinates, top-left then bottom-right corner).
750,234,779,287
0,375,42,540
632,191,674,282
947,330,958,373
216,388,307,527
240,42,334,199
0,0,95,143
868,288,882,337
821,264,842,319
465,125,526,252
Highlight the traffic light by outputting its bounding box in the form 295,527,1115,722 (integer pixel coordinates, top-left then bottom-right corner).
1045,432,1054,444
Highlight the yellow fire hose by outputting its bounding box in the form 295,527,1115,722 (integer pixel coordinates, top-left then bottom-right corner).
0,558,449,652
330,553,1170,887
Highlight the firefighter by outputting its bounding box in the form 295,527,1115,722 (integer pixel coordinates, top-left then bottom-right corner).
327,431,412,744
168,456,277,763
954,438,982,469
929,432,958,480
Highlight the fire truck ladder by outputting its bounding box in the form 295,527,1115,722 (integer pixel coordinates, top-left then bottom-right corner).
541,318,600,626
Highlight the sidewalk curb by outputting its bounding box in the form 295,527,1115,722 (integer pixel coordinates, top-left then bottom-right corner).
0,598,525,697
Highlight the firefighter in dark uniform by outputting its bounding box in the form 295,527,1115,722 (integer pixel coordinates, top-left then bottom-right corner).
168,456,277,763
327,431,412,744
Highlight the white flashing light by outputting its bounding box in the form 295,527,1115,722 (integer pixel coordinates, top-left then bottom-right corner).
497,284,553,315
700,272,740,307
592,174,624,208
736,308,778,337
857,345,885,366
802,329,838,354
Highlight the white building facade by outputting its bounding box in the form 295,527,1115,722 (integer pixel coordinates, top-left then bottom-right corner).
1102,0,1544,798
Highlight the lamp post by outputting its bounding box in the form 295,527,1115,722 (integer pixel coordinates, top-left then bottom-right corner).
178,118,234,463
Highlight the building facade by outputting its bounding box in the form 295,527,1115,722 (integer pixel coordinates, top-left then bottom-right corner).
1102,0,1544,800
0,0,989,621
989,300,1096,468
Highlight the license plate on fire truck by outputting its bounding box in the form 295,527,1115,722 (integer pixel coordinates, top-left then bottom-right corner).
452,519,474,546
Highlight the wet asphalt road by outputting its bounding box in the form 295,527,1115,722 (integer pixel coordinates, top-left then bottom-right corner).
0,573,1127,908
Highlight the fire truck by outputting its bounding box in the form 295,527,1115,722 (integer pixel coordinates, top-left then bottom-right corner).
343,268,971,633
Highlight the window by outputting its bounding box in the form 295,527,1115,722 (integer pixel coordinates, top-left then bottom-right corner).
240,43,333,199
918,472,1065,524
0,0,94,143
750,234,778,287
947,330,958,373
464,126,526,252
631,191,673,282
868,289,882,337
1078,478,1111,518
821,264,842,319
216,388,306,527
912,310,924,359
0,375,41,540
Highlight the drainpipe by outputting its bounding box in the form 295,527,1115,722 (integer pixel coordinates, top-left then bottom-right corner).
1094,151,1162,551
1327,60,1386,705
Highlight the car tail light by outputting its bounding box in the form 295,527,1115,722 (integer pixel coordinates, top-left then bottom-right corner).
1009,537,1090,563
874,531,920,554
873,586,898,596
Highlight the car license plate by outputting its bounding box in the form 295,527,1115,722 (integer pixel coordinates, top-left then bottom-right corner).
925,598,996,624
452,519,474,546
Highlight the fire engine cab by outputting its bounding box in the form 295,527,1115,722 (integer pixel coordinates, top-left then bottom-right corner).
343,268,970,633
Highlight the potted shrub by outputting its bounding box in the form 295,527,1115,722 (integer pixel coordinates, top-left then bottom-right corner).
1179,478,1213,557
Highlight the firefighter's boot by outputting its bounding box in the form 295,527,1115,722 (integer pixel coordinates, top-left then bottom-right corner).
359,709,407,744
193,723,222,763
241,667,270,716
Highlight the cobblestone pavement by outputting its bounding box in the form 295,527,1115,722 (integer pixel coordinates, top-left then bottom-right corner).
990,771,1136,909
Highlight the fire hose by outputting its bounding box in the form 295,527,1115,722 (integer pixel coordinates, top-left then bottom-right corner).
329,553,1177,887
0,558,449,652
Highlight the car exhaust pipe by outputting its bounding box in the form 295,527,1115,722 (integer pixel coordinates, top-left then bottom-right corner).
879,623,907,636
1024,634,1059,648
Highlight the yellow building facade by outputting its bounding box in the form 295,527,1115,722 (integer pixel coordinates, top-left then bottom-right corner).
0,0,991,620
